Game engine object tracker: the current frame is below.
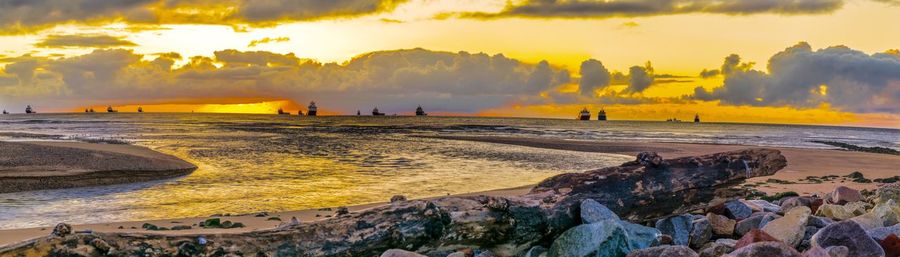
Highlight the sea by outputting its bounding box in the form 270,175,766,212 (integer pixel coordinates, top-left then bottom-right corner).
0,113,897,229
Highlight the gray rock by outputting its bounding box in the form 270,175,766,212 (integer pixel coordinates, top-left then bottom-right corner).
581,199,620,223
807,216,834,228
746,200,782,213
759,212,782,228
475,250,495,257
874,182,899,205
698,242,732,257
548,220,631,257
626,245,698,257
724,200,753,220
735,214,765,236
51,223,72,237
825,246,850,257
690,217,712,249
656,215,694,246
762,206,810,248
727,242,801,257
390,195,408,203
811,220,885,257
446,252,467,257
621,221,662,250
715,239,737,248
524,246,547,257
381,249,427,257
866,223,900,241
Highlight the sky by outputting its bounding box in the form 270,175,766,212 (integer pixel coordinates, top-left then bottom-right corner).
0,0,898,128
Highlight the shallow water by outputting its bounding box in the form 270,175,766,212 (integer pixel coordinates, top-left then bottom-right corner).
0,114,897,229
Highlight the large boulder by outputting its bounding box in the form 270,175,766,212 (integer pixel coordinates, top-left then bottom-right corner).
626,245,698,257
827,186,864,205
690,217,713,249
621,222,662,250
728,242,802,257
707,213,736,237
879,234,899,257
736,213,781,236
811,220,885,257
581,199,620,223
763,206,811,248
807,216,834,229
381,249,428,257
866,224,900,241
874,182,900,205
548,220,631,257
656,215,694,246
851,199,900,230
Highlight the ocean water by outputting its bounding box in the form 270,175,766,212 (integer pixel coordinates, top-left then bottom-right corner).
0,113,897,229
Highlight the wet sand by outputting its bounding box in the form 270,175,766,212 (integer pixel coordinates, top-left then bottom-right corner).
2,137,898,248
0,141,197,193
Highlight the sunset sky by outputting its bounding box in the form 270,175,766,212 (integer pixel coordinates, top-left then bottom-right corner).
0,0,898,127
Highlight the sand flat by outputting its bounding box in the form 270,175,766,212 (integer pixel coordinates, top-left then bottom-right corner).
0,141,197,192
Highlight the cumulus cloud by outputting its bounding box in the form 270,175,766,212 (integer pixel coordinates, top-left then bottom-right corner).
692,42,900,113
454,0,846,19
247,37,290,47
626,62,654,93
578,59,610,96
34,34,137,48
0,0,407,33
0,48,569,113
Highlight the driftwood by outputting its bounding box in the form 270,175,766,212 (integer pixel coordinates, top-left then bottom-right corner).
0,148,787,257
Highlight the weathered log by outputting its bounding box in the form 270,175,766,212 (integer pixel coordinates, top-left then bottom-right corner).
0,148,787,257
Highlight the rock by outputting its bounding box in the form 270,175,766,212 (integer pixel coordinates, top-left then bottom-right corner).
336,206,350,215
524,246,547,257
746,199,782,213
725,201,754,220
808,216,835,228
381,249,427,257
734,229,781,250
811,220,885,257
626,245,698,257
851,199,900,230
760,212,783,228
660,235,675,245
581,199,620,223
51,223,72,237
736,214,766,236
828,186,864,205
816,202,869,220
475,250,496,257
699,242,733,257
690,217,713,249
391,195,408,203
621,221,662,250
879,234,899,257
802,246,830,257
825,246,850,257
782,197,824,214
728,242,802,257
866,224,900,241
547,220,631,257
716,238,738,248
89,238,111,254
707,213,736,237
763,206,811,248
874,182,900,205
447,252,467,257
657,215,694,246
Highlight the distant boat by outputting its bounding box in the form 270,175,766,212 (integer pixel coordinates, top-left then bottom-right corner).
277,108,288,115
138,107,143,113
307,102,318,116
107,106,119,113
372,107,385,116
25,105,34,114
357,110,361,116
694,114,700,123
666,118,682,122
578,107,590,120
89,108,95,113
2,110,8,114
298,110,304,116
85,109,89,113
415,105,427,116
597,109,607,121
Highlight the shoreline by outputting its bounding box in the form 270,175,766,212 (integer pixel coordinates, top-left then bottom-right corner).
2,137,899,247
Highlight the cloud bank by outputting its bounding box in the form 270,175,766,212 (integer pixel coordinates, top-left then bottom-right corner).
34,34,137,48
0,0,407,33
693,42,900,113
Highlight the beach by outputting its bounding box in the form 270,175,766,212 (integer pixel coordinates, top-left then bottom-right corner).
2,136,897,248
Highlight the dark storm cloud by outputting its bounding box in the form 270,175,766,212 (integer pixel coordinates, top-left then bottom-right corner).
692,42,900,113
0,48,569,113
34,34,137,48
0,0,407,33
456,0,847,19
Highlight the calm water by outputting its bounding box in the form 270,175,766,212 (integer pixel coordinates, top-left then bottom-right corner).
0,114,897,229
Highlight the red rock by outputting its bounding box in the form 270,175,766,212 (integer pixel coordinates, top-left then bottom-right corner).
810,198,824,214
829,186,864,205
734,229,781,250
880,234,900,257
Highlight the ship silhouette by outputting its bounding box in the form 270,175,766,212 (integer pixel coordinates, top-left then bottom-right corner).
298,110,304,116
2,110,8,114
25,105,34,114
107,106,118,113
277,108,288,115
138,107,143,113
598,109,607,121
415,106,427,116
694,114,701,123
578,107,590,120
372,107,385,116
307,102,317,116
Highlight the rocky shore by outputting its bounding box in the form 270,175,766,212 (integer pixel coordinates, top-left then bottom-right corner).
0,141,197,193
1,148,896,257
